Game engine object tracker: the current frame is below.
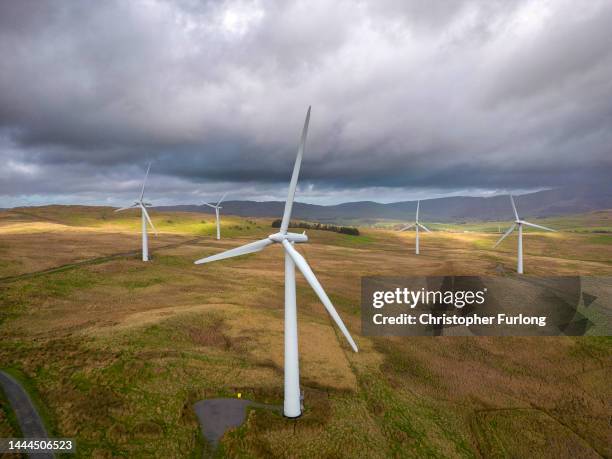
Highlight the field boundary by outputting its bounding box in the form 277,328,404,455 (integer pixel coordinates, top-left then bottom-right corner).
0,237,205,284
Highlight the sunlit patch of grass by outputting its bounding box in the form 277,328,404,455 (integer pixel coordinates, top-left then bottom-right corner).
333,234,376,247
102,213,269,239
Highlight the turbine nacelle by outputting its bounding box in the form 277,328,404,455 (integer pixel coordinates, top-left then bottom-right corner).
130,200,152,208
268,232,308,243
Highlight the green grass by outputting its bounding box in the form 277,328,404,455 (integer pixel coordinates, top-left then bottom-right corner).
471,408,598,457
330,233,376,248
388,211,612,234
585,234,612,244
0,378,22,439
5,205,270,239
120,277,165,290
16,269,99,299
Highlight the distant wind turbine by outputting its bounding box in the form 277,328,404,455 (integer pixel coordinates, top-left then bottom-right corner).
115,162,158,261
399,200,431,254
203,193,227,240
194,107,358,418
494,195,556,274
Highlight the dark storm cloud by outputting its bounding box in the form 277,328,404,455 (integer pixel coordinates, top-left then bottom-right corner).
0,0,611,206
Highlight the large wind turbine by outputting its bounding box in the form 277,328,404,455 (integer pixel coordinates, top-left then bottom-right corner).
203,193,227,240
399,200,431,254
494,195,556,274
115,162,158,261
194,107,358,418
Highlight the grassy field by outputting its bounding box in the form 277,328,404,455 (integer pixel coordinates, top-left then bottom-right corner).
371,209,612,234
0,206,610,458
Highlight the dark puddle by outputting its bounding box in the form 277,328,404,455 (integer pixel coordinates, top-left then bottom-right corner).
194,398,281,450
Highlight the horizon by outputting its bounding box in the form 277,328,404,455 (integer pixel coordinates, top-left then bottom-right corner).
3,187,559,210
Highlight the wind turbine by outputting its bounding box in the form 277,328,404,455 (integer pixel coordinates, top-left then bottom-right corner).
115,162,158,261
194,107,358,418
203,193,227,240
494,195,556,274
399,200,431,254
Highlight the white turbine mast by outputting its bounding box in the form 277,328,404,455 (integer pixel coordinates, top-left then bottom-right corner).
203,192,228,240
494,194,556,274
115,162,158,261
399,200,431,254
194,107,358,418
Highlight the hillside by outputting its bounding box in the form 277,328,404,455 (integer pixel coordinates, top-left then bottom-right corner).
156,185,612,223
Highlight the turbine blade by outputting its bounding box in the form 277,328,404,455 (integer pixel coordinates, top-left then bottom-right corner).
140,162,152,201
194,238,272,264
399,223,416,231
114,204,137,212
141,205,158,235
416,200,420,222
280,106,311,234
494,224,516,248
202,202,217,209
282,240,358,352
510,194,519,220
522,221,556,232
418,223,431,233
216,192,228,207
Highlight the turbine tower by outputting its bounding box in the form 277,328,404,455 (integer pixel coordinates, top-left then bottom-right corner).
399,200,431,254
115,162,158,261
494,195,556,274
203,193,227,240
194,107,358,418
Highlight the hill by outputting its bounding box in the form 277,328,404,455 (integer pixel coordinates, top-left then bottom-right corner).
157,185,612,223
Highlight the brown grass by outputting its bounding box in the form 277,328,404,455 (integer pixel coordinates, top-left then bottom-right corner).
0,206,610,457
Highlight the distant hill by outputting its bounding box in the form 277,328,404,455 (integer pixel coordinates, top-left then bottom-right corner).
156,185,612,223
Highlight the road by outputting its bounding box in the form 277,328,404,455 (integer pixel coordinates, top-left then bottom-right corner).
0,370,54,459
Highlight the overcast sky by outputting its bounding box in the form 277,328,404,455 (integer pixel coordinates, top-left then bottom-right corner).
1,0,611,207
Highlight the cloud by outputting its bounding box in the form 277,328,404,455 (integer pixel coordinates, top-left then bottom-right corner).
0,0,610,206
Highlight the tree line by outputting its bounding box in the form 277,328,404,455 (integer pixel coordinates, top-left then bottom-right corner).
271,219,359,235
